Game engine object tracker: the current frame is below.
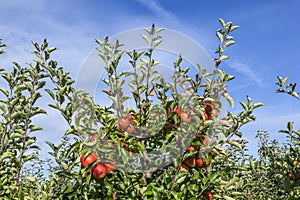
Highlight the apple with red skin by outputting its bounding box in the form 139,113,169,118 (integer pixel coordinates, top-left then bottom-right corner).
196,158,209,168
180,112,191,122
174,106,181,116
120,142,127,148
210,151,216,156
117,117,130,131
196,158,204,168
204,102,220,119
127,113,135,121
187,145,198,152
205,192,213,200
105,161,116,173
92,162,107,179
287,172,293,180
184,157,196,168
199,135,209,146
211,108,219,117
204,111,211,121
167,107,172,116
80,153,97,168
108,142,114,148
179,164,189,173
191,108,210,125
91,134,97,142
116,123,123,132
167,106,181,116
126,124,136,133
204,102,213,112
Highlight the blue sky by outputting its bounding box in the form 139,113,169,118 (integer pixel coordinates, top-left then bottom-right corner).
1,0,300,157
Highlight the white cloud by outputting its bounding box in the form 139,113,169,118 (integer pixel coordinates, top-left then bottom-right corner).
229,60,264,87
228,83,255,92
134,0,178,23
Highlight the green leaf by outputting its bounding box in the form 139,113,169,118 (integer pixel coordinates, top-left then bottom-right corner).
252,102,264,109
0,88,9,97
240,101,248,111
152,39,162,49
142,34,150,45
227,140,242,150
230,25,240,32
45,89,55,99
23,155,37,162
287,121,294,132
48,103,59,110
32,108,47,116
250,159,256,169
24,137,36,147
30,125,43,132
224,196,236,200
224,93,234,107
0,104,7,113
61,162,69,170
24,176,37,183
218,18,226,28
32,92,42,104
224,40,235,47
220,55,230,61
0,152,14,161
176,175,186,184
10,133,23,139
216,31,223,42
291,91,299,97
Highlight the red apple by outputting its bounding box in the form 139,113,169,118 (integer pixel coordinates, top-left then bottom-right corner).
180,112,191,122
204,111,211,120
205,192,213,200
92,162,107,179
179,164,189,173
210,151,216,156
184,157,196,168
196,158,207,168
116,123,123,132
126,124,136,134
118,117,130,131
174,106,181,116
287,172,293,180
120,142,127,148
105,161,116,173
128,113,135,121
80,153,97,168
199,135,209,146
108,142,114,148
204,102,213,112
167,106,181,116
211,108,219,117
187,145,198,152
113,191,117,200
91,134,97,142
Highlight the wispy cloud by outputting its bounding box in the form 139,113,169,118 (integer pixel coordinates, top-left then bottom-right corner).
229,60,264,87
228,83,255,92
135,0,181,25
134,0,177,22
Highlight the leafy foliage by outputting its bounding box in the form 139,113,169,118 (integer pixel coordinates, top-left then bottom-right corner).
0,19,298,199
